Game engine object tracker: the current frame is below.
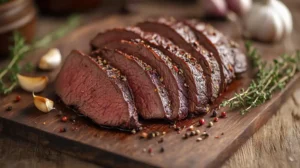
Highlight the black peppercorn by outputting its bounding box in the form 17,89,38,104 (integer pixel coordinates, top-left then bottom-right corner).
6,106,12,111
211,109,218,118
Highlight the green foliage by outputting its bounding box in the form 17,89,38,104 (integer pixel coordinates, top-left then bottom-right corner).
221,42,300,115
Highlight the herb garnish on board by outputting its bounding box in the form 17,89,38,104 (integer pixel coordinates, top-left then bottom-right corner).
221,42,300,115
0,15,81,94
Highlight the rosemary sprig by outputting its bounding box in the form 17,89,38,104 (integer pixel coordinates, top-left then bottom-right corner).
0,15,81,94
221,42,300,115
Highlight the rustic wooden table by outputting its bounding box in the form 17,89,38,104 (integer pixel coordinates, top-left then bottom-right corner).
1,0,300,167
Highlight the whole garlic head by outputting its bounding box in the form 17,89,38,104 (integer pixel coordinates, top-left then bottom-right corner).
243,0,293,42
39,48,62,70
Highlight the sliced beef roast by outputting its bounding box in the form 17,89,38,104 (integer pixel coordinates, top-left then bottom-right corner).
137,18,222,101
91,27,209,113
55,50,140,129
102,40,189,120
183,19,247,77
90,48,172,119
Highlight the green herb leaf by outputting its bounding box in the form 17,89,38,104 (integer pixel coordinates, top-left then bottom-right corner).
221,42,300,114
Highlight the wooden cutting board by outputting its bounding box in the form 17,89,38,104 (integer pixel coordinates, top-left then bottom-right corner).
1,15,300,168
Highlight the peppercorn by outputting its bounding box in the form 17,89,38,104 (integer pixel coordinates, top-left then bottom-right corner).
182,133,188,139
196,137,203,142
15,95,21,102
59,128,67,133
158,137,164,143
155,131,160,136
220,111,227,118
160,147,165,153
5,106,12,111
187,125,194,131
213,117,219,122
221,132,224,135
148,148,152,154
199,119,205,126
208,121,214,127
61,116,68,122
131,129,136,134
140,132,148,139
210,109,218,118
190,131,196,136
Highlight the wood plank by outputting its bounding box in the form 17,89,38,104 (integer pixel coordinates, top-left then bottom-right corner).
1,13,300,168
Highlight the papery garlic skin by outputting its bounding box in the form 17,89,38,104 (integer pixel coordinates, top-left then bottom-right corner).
33,93,54,113
243,0,293,42
201,0,228,17
226,0,252,16
39,48,62,70
17,74,49,92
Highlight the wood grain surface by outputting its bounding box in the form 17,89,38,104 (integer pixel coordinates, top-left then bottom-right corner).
0,0,300,168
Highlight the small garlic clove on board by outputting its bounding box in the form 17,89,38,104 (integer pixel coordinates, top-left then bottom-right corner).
39,48,62,70
17,74,49,92
33,93,54,113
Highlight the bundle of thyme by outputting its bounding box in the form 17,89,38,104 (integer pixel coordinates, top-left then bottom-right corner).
221,42,300,115
0,15,80,94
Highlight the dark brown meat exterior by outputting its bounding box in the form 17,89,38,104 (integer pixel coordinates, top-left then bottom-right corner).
184,19,247,74
103,40,189,120
90,48,172,120
55,50,140,129
137,17,222,102
90,27,209,113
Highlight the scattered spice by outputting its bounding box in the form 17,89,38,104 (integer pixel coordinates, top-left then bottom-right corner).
131,129,136,134
196,137,203,142
190,131,196,136
221,132,224,135
208,121,214,127
199,119,205,126
5,106,12,111
143,148,147,152
15,95,21,102
220,111,227,118
196,130,201,135
43,122,46,125
210,109,218,117
215,136,220,139
158,137,164,143
187,125,194,131
61,116,68,122
182,133,189,139
148,148,152,154
70,115,77,122
162,131,166,135
140,132,148,139
202,131,209,138
59,127,67,133
213,117,219,122
57,111,63,116
160,147,165,153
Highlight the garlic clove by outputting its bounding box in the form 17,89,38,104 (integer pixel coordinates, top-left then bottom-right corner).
270,0,293,38
226,0,252,16
17,74,49,92
39,48,62,70
201,0,228,18
33,93,54,113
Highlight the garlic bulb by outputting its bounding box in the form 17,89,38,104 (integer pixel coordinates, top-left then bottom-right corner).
33,93,54,113
226,0,252,16
39,48,62,70
17,74,49,92
201,0,228,18
243,0,293,42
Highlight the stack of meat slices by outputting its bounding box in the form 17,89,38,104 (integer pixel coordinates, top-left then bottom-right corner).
55,17,247,130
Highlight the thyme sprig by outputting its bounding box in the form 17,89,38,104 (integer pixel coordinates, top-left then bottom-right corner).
0,15,80,94
221,42,300,115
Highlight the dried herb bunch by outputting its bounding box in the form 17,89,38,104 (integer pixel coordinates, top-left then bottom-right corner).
0,15,80,94
221,42,300,114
